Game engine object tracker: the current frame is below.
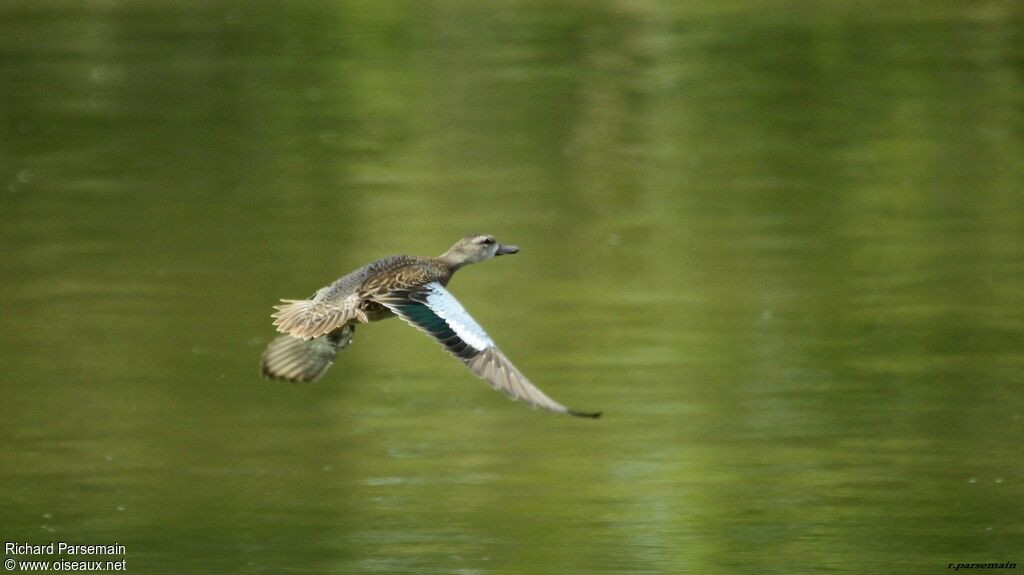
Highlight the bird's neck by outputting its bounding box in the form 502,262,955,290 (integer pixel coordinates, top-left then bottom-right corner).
437,251,470,273
433,254,467,283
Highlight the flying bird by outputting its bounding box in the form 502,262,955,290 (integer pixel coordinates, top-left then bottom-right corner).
261,234,601,418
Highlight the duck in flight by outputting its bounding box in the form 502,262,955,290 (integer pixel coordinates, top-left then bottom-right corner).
260,234,601,418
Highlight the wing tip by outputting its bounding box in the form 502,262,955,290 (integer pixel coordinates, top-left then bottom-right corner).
568,409,602,419
260,357,328,383
260,332,345,383
262,372,322,384
260,353,320,383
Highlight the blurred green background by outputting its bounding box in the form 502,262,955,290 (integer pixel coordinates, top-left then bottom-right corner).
1,1,1023,573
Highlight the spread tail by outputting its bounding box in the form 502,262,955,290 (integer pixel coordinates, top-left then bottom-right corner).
272,299,367,341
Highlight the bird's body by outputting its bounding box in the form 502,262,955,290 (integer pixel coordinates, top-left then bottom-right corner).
260,234,600,418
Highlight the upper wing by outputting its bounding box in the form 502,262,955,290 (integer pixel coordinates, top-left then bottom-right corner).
359,266,437,298
375,282,600,418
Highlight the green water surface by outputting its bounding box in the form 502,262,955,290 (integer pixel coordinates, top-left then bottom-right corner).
1,2,1022,573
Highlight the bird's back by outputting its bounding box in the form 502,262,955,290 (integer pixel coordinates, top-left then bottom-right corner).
313,254,447,304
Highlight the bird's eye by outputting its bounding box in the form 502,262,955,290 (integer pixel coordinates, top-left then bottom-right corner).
481,237,495,245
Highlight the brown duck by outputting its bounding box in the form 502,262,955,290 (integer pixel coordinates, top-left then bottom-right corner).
261,234,601,418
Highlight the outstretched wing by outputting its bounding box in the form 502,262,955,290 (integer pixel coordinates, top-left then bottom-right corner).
375,282,600,418
261,325,355,383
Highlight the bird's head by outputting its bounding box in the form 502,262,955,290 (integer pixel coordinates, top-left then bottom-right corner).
441,233,519,267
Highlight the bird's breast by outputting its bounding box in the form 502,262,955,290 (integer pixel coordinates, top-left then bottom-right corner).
360,300,395,322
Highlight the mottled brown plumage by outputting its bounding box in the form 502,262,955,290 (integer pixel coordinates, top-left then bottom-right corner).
260,234,601,418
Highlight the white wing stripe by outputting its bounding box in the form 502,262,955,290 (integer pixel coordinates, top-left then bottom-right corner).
423,282,495,351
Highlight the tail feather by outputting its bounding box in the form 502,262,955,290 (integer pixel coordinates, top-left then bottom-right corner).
271,299,367,341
